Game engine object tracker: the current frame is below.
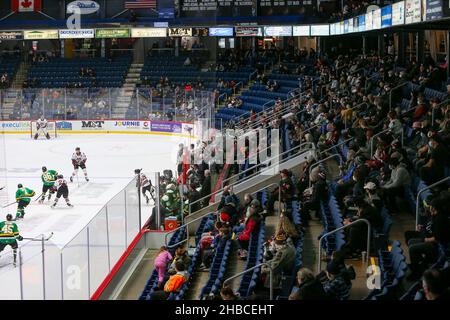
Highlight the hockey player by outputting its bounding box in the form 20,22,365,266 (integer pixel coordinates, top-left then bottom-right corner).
51,175,73,208
160,183,181,220
0,214,23,266
134,169,154,204
71,147,89,182
15,184,35,219
40,166,58,203
34,116,51,140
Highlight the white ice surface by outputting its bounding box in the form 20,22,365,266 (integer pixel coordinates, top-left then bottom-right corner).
0,133,188,298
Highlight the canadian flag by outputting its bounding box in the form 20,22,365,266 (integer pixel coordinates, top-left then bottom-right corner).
11,0,42,12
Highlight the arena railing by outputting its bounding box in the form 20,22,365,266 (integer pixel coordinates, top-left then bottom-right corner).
0,88,215,123
389,81,409,110
415,176,450,229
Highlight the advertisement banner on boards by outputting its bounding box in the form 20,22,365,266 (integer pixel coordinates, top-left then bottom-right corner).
168,28,192,37
0,121,30,132
150,120,182,134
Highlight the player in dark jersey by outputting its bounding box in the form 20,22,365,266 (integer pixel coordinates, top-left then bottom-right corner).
51,175,73,208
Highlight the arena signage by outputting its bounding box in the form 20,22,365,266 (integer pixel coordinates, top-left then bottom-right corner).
81,120,105,129
0,121,30,131
149,120,182,134
372,8,382,29
405,0,422,23
381,5,393,28
0,31,23,40
67,1,100,14
131,28,167,38
263,26,292,37
310,24,329,36
293,26,310,36
358,15,366,31
209,27,234,37
24,30,59,40
168,28,192,37
95,28,130,38
392,1,406,25
424,0,445,21
59,29,95,39
235,26,263,37
365,11,374,30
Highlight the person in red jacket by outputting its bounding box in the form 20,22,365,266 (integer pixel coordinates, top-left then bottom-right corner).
237,206,262,260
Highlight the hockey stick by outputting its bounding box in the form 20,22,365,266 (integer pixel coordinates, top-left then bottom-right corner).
1,201,17,208
33,193,44,202
22,232,54,241
0,186,5,191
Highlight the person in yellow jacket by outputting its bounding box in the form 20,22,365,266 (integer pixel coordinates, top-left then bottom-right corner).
164,260,188,294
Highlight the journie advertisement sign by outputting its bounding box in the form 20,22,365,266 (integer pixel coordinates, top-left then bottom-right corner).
59,29,95,39
95,29,130,38
0,31,23,40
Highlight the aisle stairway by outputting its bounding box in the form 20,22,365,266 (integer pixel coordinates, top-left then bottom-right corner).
112,63,143,119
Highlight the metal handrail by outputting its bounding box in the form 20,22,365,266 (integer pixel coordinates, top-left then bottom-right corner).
389,81,409,110
249,70,257,82
319,137,354,156
224,262,273,300
221,137,315,189
432,98,450,126
365,73,381,91
415,176,450,228
317,219,371,273
187,141,315,218
349,67,367,76
309,154,343,188
370,127,404,158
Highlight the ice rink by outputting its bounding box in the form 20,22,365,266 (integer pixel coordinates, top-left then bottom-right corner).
0,133,188,298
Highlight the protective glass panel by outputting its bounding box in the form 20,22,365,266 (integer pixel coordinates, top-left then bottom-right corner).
87,207,109,293
125,178,140,245
61,229,89,300
106,191,126,268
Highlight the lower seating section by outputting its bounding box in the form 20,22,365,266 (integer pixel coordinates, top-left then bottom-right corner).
319,192,346,257
199,239,232,299
366,241,408,300
237,221,265,298
139,226,187,300
27,55,132,88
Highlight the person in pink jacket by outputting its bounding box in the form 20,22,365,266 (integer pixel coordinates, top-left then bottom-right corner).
154,246,173,285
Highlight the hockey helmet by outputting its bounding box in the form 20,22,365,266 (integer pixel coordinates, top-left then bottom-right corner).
166,183,176,191
57,174,63,179
134,169,141,174
42,166,47,172
17,183,23,188
6,214,13,221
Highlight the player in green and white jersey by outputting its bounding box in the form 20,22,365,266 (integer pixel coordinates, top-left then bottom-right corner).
40,166,58,203
0,214,23,265
15,184,35,220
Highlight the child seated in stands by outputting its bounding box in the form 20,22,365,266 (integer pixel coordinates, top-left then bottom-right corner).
164,261,188,294
237,202,262,260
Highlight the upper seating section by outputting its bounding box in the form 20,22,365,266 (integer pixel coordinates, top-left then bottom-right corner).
26,54,132,88
0,53,21,88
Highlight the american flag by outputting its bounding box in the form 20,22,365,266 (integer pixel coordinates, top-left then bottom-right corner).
125,0,157,9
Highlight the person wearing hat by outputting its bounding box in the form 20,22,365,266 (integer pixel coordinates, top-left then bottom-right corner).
380,157,411,213
419,134,448,185
262,233,296,291
266,169,295,216
322,260,352,300
363,181,382,212
302,169,328,225
405,194,450,280
218,195,239,226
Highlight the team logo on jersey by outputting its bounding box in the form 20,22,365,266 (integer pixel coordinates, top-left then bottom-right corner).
81,121,104,129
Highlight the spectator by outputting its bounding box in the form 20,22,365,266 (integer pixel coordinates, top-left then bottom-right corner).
322,260,351,300
154,246,173,286
289,267,327,300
